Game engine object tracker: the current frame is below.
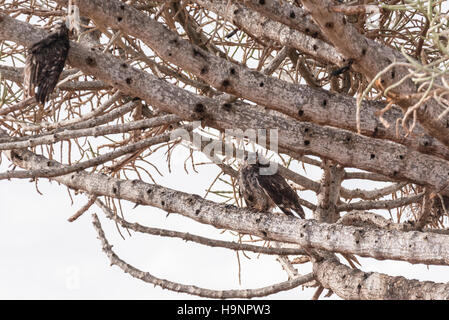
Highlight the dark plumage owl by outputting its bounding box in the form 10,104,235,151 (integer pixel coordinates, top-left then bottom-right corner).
24,21,70,104
238,155,305,218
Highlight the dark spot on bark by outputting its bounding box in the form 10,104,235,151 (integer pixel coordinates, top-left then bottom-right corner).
322,99,327,107
393,170,398,176
300,233,304,237
248,195,254,202
200,66,208,74
298,109,304,117
147,188,152,194
194,103,205,113
370,153,375,159
90,47,96,51
161,200,165,206
346,136,351,142
195,209,200,215
312,32,318,38
113,187,118,194
85,57,96,66
47,161,52,167
423,140,430,147
342,17,347,24
304,140,310,146
261,231,267,237
313,44,318,51
168,52,172,57
117,17,123,22
304,127,309,133
222,103,232,111
372,127,378,137
380,79,385,84
222,79,231,87
13,153,23,160
121,63,128,68
362,48,367,55
355,239,359,244
259,0,265,4
230,67,236,75
71,174,75,180
126,77,133,85
325,22,334,28
391,69,395,79
259,82,264,87
305,28,310,34
256,217,261,223
399,155,404,160
290,11,296,19
234,9,240,14
193,48,207,60
169,38,178,45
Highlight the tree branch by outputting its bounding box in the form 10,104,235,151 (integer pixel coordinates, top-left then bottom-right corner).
4,141,449,266
91,213,314,299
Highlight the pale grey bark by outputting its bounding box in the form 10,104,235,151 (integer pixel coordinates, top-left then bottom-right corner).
52,0,449,161
194,0,342,65
236,0,324,41
2,1,449,300
301,0,449,149
3,141,449,267
313,257,449,300
3,15,449,194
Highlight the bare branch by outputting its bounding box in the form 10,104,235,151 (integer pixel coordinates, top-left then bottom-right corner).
92,213,314,299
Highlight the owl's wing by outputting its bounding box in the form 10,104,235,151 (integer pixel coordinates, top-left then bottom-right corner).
256,172,305,218
24,32,69,104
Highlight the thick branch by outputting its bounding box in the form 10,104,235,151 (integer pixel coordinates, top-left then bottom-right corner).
96,198,307,256
52,0,449,161
3,15,449,194
301,0,449,148
314,257,449,300
5,144,449,266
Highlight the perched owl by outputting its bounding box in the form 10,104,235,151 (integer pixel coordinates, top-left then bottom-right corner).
238,155,305,218
24,20,70,105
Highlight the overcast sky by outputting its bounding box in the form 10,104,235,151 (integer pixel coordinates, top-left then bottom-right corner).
2,144,449,299
2,1,449,300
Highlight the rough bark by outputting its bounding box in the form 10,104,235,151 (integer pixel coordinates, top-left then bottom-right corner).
52,0,449,161
301,0,449,149
3,140,449,267
3,15,449,195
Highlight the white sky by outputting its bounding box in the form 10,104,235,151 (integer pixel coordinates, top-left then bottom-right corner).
1,0,449,300
2,145,449,299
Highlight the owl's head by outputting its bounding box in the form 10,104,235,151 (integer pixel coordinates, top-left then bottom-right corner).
242,151,270,167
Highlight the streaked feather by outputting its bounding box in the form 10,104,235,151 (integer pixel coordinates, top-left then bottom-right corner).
23,22,70,104
238,161,305,218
